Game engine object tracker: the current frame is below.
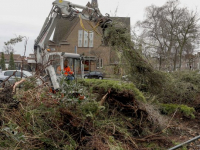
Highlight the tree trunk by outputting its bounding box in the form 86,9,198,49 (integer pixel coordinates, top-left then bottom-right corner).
173,49,178,71
179,53,182,70
159,56,162,70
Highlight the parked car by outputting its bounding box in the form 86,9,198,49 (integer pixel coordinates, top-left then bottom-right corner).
0,70,33,87
84,71,104,79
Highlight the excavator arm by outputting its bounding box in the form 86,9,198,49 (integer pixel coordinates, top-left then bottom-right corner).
34,0,111,90
35,0,111,52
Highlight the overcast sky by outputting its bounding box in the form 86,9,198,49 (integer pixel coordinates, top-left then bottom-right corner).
0,0,199,56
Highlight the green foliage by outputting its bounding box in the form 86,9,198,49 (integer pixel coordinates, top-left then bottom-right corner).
56,76,87,105
160,81,198,104
0,52,6,70
160,103,195,119
104,21,133,48
179,105,195,119
142,142,160,149
8,52,15,70
4,35,24,45
157,71,199,104
1,88,78,149
172,71,200,88
0,82,139,149
80,100,99,116
79,79,146,102
105,23,168,95
76,100,132,149
130,70,169,94
1,75,191,149
21,77,37,91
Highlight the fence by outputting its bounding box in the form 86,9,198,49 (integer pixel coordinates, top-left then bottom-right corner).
169,135,200,150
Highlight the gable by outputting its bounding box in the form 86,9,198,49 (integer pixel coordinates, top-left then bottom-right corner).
52,1,130,45
53,17,79,44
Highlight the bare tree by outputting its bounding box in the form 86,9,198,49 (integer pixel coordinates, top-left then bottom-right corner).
174,10,200,69
2,45,15,54
21,37,29,78
137,0,200,71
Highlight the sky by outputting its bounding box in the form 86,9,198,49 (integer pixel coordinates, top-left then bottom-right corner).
0,0,200,56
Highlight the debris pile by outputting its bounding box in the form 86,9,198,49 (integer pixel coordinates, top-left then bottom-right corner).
0,76,199,149
0,80,174,149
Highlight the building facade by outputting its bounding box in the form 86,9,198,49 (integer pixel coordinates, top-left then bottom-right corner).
47,1,130,76
0,52,27,70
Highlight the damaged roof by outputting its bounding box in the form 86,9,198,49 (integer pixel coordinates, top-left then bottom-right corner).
52,2,130,44
52,16,130,44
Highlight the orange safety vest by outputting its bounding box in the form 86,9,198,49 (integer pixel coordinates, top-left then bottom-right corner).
64,66,73,76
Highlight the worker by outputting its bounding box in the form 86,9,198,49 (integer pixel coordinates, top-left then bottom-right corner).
56,65,61,75
64,59,74,80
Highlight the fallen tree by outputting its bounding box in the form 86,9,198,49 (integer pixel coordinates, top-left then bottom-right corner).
0,79,174,149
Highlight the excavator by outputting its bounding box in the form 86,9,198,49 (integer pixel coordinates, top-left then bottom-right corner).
34,0,111,90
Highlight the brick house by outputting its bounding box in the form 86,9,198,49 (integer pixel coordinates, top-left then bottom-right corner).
0,52,27,70
48,0,130,76
27,54,36,71
146,50,200,71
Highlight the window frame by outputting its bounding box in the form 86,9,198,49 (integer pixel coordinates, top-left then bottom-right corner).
78,30,83,47
89,32,94,47
96,58,103,68
78,30,94,48
83,31,89,47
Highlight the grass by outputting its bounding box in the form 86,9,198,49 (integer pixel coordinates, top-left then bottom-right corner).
79,79,146,102
160,103,195,119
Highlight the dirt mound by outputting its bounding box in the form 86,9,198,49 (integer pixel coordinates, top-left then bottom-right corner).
0,86,19,110
0,87,13,104
97,89,173,148
106,91,150,135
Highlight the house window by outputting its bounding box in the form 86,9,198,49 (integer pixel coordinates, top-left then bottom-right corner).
78,30,94,47
97,58,103,68
89,32,94,47
78,30,83,47
84,31,89,47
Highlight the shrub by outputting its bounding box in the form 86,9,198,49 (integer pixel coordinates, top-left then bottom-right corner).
79,79,146,102
160,103,195,119
158,81,198,104
171,71,200,89
157,71,199,104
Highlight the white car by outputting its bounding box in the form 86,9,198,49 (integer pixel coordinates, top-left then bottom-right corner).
0,70,33,87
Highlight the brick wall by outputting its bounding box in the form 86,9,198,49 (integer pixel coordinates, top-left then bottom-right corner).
53,19,112,74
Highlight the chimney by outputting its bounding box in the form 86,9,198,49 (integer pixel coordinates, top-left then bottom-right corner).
91,0,98,8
